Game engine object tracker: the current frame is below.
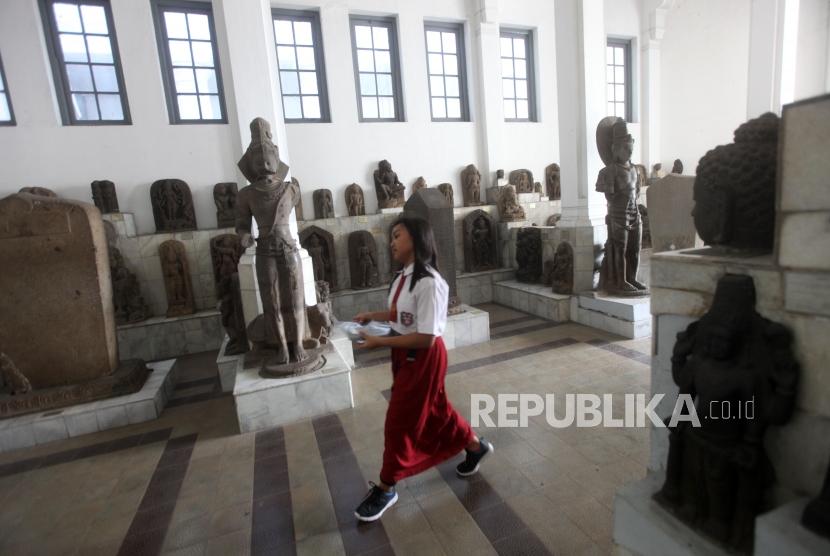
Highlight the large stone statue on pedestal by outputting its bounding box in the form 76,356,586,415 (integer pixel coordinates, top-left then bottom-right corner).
236,117,321,375
373,159,405,209
595,117,648,296
655,274,799,553
693,113,779,251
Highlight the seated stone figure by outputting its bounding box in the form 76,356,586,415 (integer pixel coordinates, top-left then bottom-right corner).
498,185,526,221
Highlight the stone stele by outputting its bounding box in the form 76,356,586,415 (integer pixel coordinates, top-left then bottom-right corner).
313,189,335,220
150,178,198,232
159,239,196,317
210,234,247,355
348,230,380,289
0,193,148,417
516,227,542,283
214,182,238,228
545,163,561,200
91,180,120,214
508,169,534,193
461,164,482,206
345,183,365,216
299,225,338,292
463,209,498,272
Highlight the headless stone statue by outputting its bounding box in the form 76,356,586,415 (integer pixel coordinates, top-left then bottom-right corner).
595,117,647,296
236,117,318,372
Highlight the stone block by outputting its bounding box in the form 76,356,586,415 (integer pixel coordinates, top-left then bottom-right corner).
650,287,712,317
779,94,830,212
785,271,830,318
33,417,69,444
778,211,830,271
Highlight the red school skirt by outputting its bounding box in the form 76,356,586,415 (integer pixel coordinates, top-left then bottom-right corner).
380,337,475,484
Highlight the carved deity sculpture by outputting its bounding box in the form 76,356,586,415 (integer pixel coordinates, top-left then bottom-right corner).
595,117,647,296
509,169,534,193
461,164,482,206
307,235,325,281
411,176,427,198
516,227,542,283
545,163,561,200
91,180,119,213
655,274,799,553
291,177,305,221
210,234,247,355
650,163,665,180
639,204,651,248
373,159,405,209
110,248,149,324
345,183,365,216
214,182,238,228
313,189,334,219
498,184,526,222
159,240,195,317
472,217,493,269
693,113,779,250
348,230,379,289
671,158,684,174
151,179,197,232
551,242,574,294
437,183,454,207
236,117,315,370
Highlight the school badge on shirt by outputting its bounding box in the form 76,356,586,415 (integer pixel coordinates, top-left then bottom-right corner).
400,312,414,326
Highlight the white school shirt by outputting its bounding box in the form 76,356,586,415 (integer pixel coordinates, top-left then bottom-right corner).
387,263,448,336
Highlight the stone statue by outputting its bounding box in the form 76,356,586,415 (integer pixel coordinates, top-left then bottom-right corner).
546,213,561,227
307,281,333,342
0,353,32,396
803,464,830,538
313,189,334,219
348,230,379,289
411,176,427,197
151,179,197,232
463,210,497,272
533,182,542,194
595,117,647,296
693,113,778,251
460,164,481,206
508,169,534,193
498,184,526,222
650,163,665,180
373,159,405,209
19,187,57,197
437,183,454,207
236,117,319,372
516,227,542,283
639,204,651,248
291,177,305,221
159,240,195,317
345,183,365,216
655,274,799,553
210,234,247,355
671,158,683,174
214,182,238,228
110,248,150,324
299,225,338,291
496,169,505,180
545,163,561,200
551,242,574,294
91,180,119,213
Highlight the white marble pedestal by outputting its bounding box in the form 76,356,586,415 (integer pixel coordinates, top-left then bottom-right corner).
755,498,830,556
570,292,651,339
442,304,490,349
493,280,571,322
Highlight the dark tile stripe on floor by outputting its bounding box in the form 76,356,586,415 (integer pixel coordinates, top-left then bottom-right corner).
488,314,538,328
436,459,552,555
489,320,562,340
312,414,394,556
587,338,651,364
251,427,296,556
173,376,217,391
117,433,198,556
0,427,173,478
166,377,230,408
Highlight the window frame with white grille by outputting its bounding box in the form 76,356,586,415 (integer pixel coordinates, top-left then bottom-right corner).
424,22,469,122
606,38,633,122
500,28,536,122
349,16,405,123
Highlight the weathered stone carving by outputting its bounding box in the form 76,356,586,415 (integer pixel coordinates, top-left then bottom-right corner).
91,180,119,213
236,117,321,375
516,227,542,283
159,240,195,317
411,176,427,197
461,164,482,206
345,183,365,216
803,463,830,538
110,247,150,325
373,159,405,209
19,187,57,197
546,213,561,227
291,177,305,221
693,112,779,250
533,182,543,194
650,163,665,180
307,281,333,342
639,204,651,248
299,225,338,291
498,184,526,222
671,158,683,174
509,169,534,193
214,182,238,228
545,163,561,200
463,210,498,272
595,117,648,296
151,178,197,232
437,183,454,207
313,189,334,219
0,353,32,396
348,230,379,289
210,234,247,355
655,274,799,553
551,242,574,294
0,193,148,417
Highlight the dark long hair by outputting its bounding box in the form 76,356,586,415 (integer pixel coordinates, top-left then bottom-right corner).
390,216,439,291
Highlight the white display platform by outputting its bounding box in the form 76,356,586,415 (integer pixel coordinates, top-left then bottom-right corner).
493,280,571,322
613,472,730,556
443,304,490,349
233,343,354,433
0,360,176,453
571,292,651,339
755,498,830,556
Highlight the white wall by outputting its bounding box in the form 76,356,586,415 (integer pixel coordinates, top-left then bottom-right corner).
793,0,830,101
659,0,752,174
0,0,240,235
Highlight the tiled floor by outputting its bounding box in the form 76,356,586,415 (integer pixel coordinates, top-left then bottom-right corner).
0,303,651,556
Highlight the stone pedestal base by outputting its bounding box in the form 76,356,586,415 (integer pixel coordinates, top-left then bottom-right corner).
517,192,541,203
442,304,490,349
102,211,137,237
0,360,175,453
216,336,243,392
570,292,651,339
117,309,222,362
613,472,730,556
233,344,354,433
379,207,404,214
755,498,830,556
493,280,571,321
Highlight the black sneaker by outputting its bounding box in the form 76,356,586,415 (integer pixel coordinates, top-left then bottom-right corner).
456,439,494,477
354,482,398,522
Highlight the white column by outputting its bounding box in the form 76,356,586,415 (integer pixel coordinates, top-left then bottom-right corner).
470,0,504,180
639,2,669,171
746,0,787,117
